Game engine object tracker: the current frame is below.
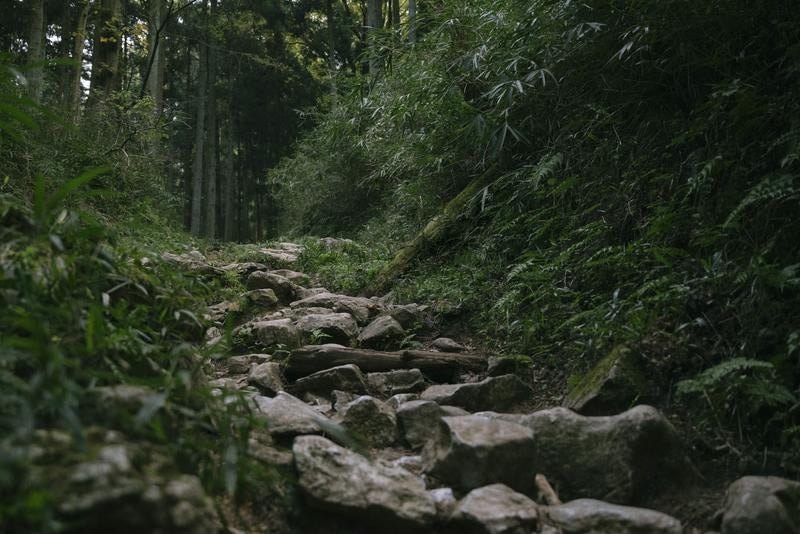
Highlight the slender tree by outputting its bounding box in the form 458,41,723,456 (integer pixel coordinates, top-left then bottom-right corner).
190,19,207,236
88,0,123,106
366,0,382,76
26,0,45,102
204,0,218,238
408,0,416,43
146,0,167,115
67,0,91,120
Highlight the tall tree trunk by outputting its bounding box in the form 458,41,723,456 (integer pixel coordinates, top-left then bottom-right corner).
391,0,400,27
325,0,338,101
204,0,218,238
190,35,208,236
88,0,123,106
146,0,167,115
223,73,237,242
408,0,417,43
367,0,382,76
68,0,91,121
26,0,45,102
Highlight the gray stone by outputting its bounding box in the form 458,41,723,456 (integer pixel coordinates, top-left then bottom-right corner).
234,318,301,350
367,369,427,397
293,435,436,531
564,345,654,416
242,288,279,309
246,271,300,303
451,484,539,534
520,405,692,504
392,455,424,476
387,304,426,329
220,261,269,279
247,439,294,468
397,400,458,450
358,315,405,348
431,337,466,352
332,390,359,412
205,300,240,323
221,354,271,375
541,499,681,533
252,392,328,440
294,364,369,397
420,375,532,412
208,377,240,391
270,269,310,286
422,415,536,494
340,395,398,447
294,312,359,346
291,292,379,324
247,362,285,395
387,393,420,410
720,476,800,534
429,487,458,518
55,437,220,533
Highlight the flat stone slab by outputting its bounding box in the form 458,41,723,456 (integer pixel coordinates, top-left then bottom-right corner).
420,374,532,412
293,435,436,531
541,499,681,533
422,415,536,494
451,484,539,534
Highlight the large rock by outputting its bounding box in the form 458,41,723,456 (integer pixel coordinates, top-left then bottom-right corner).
451,484,539,534
294,364,369,397
42,430,221,534
234,318,301,351
220,261,269,280
340,396,398,447
246,271,300,303
252,392,328,440
397,400,467,450
294,312,359,346
247,362,284,396
387,393,420,410
270,269,310,286
420,375,532,412
291,292,381,324
293,435,436,531
358,316,405,348
541,499,681,533
564,345,654,416
422,415,536,494
205,300,240,324
220,354,272,375
242,288,279,309
521,405,691,504
367,369,427,397
386,304,427,329
720,476,800,534
431,337,466,353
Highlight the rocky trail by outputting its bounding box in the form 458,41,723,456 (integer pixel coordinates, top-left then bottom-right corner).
88,241,800,533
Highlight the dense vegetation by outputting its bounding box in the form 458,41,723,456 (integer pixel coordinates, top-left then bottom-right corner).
276,0,800,469
1,0,799,529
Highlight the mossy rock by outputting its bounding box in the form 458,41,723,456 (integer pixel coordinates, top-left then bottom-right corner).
564,346,655,416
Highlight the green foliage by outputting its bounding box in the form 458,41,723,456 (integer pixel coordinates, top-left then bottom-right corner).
296,239,391,294
273,0,800,462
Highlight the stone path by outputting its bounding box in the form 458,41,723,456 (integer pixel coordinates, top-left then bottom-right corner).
188,241,800,534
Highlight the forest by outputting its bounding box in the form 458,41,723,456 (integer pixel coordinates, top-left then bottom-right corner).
1,0,799,532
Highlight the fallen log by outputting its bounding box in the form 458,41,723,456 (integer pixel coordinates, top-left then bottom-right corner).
284,345,487,381
364,171,496,295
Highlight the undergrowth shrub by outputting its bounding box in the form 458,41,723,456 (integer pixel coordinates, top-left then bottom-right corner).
274,0,800,467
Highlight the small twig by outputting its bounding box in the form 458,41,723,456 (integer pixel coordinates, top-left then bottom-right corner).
535,473,562,506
